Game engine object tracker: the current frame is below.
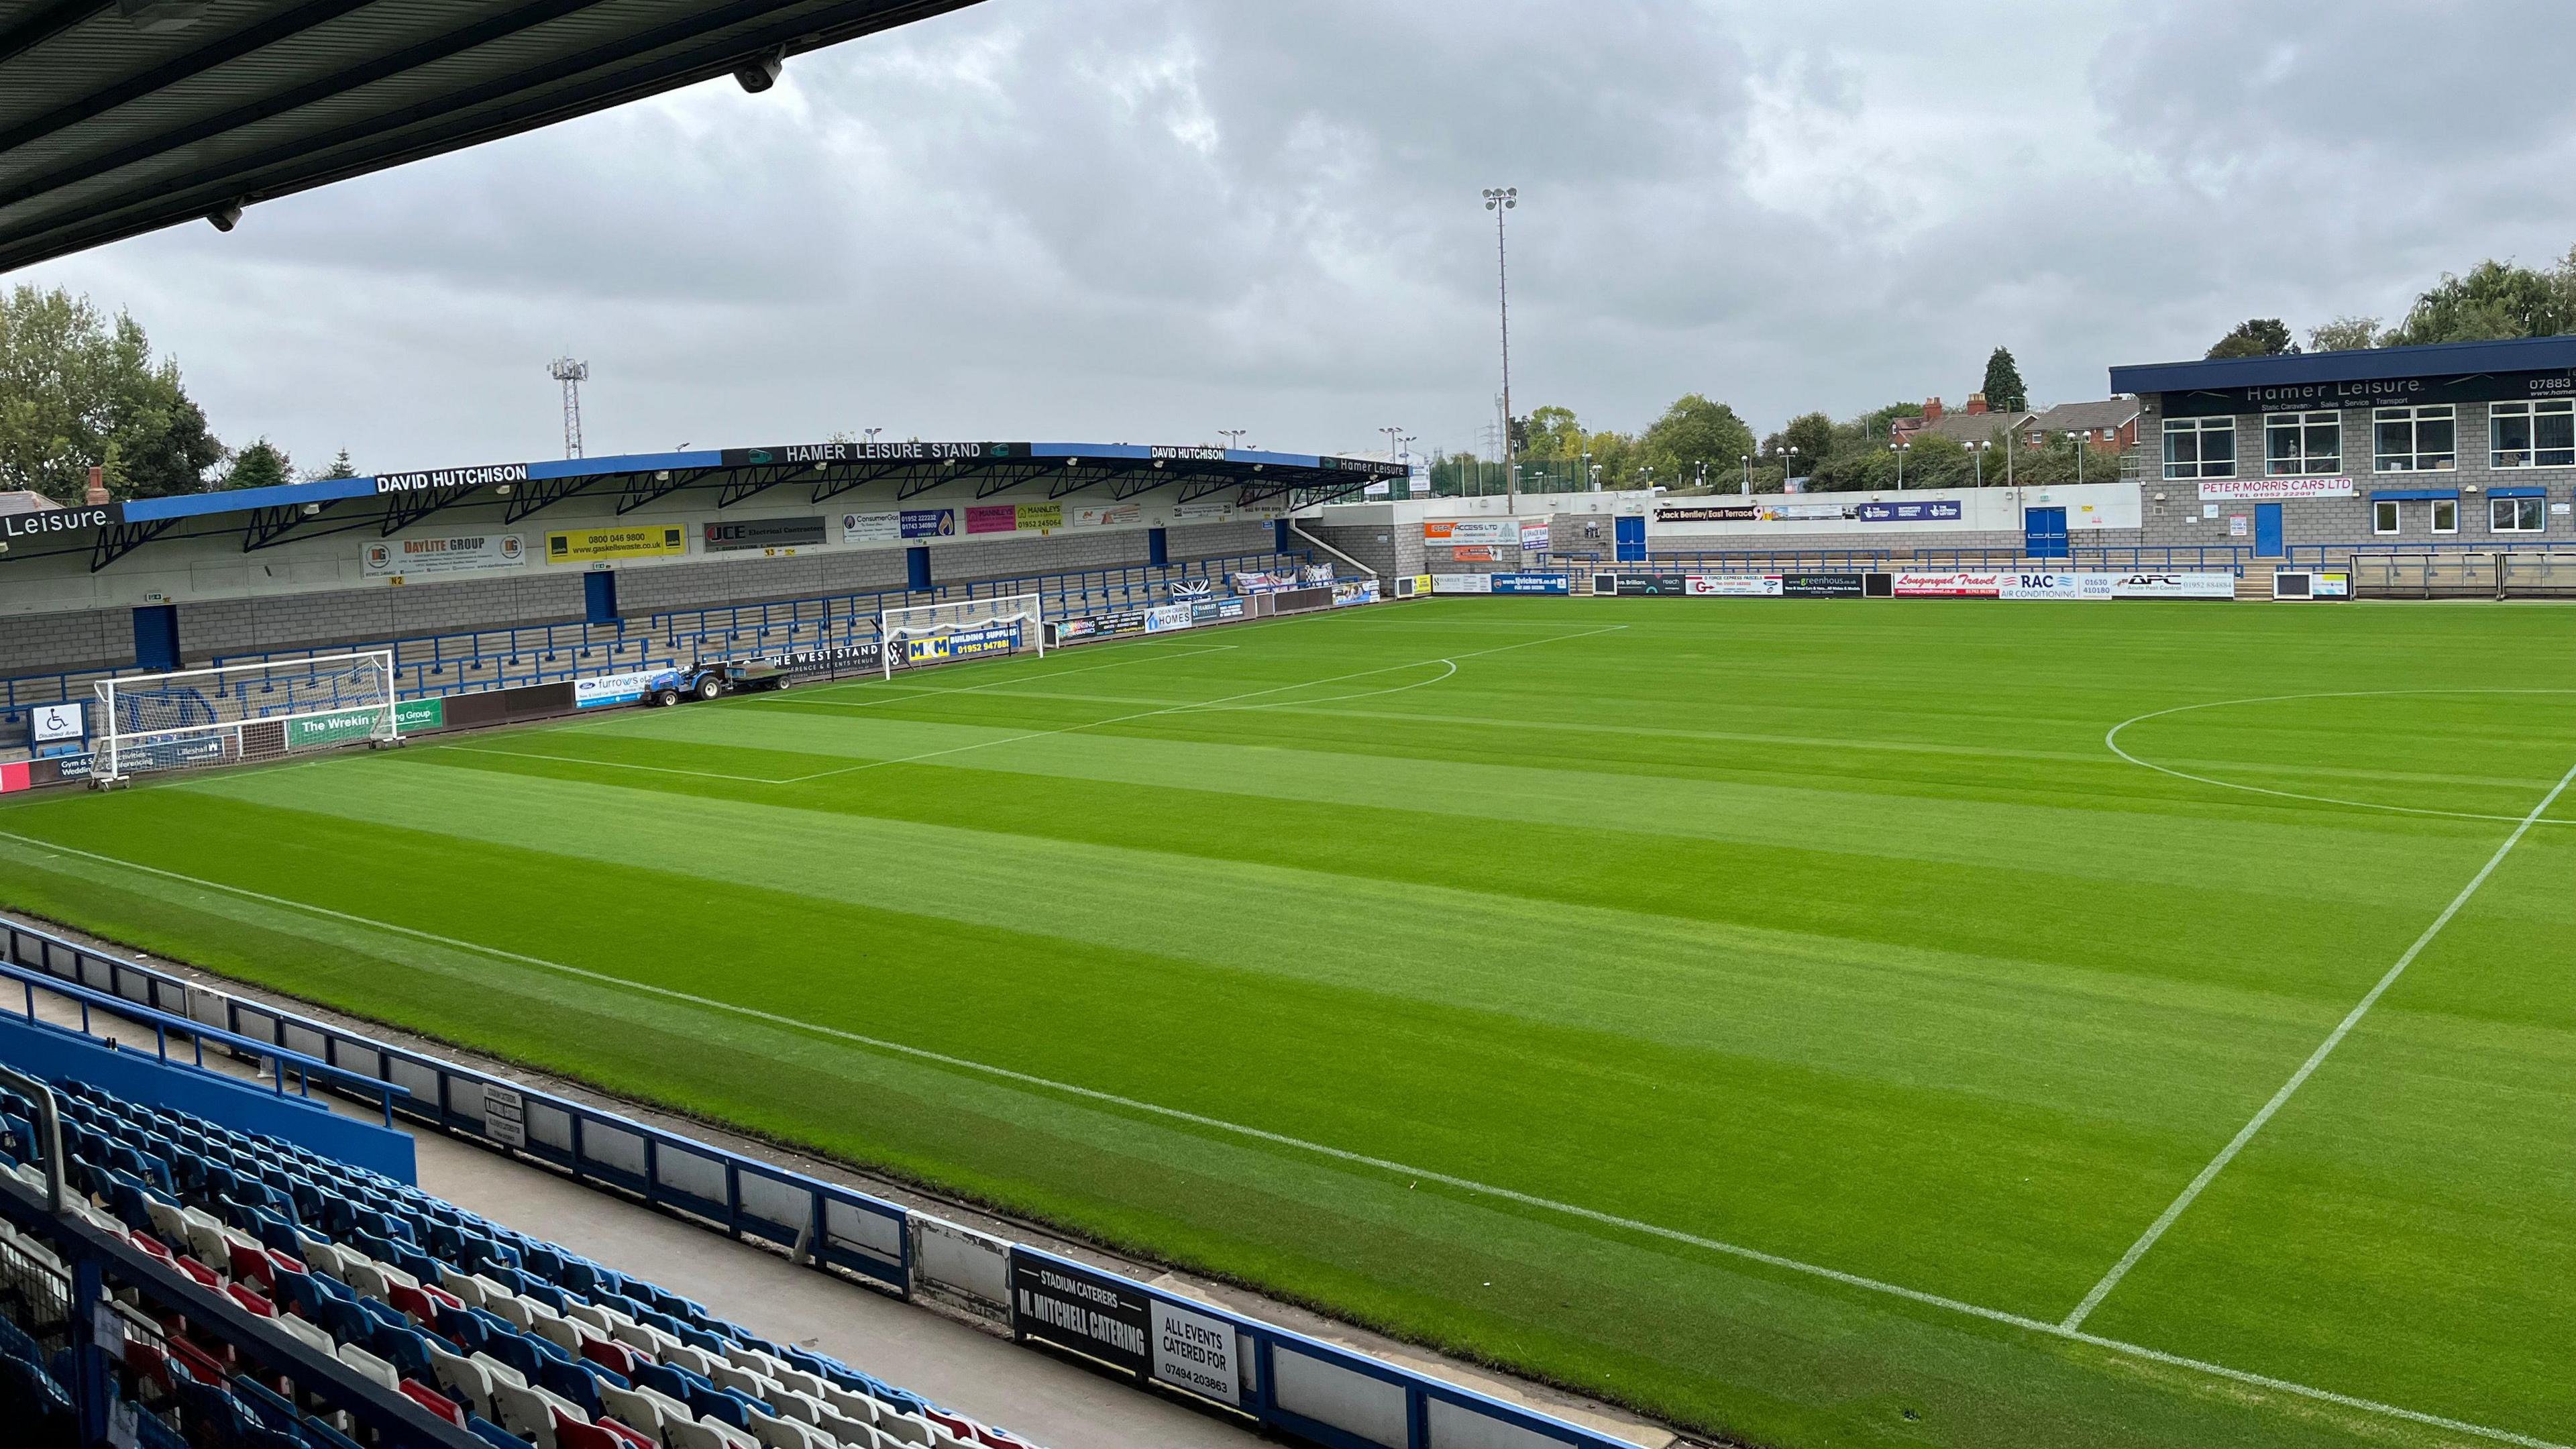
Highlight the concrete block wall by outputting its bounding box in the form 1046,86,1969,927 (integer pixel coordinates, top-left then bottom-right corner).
1299,522,1417,581
2136,394,2576,553
3,608,127,675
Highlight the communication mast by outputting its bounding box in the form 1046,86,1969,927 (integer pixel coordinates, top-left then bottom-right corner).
547,356,590,458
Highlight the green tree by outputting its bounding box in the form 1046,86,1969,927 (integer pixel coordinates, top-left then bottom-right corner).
2384,259,2571,346
2206,318,2296,360
1979,347,2028,411
1638,393,1756,491
310,447,358,480
2306,316,2381,353
220,438,292,491
0,286,223,504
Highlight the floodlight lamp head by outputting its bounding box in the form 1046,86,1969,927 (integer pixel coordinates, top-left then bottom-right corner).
735,50,784,93
206,202,243,232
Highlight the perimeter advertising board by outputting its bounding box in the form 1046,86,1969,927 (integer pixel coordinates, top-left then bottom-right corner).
1144,605,1194,633
1332,580,1381,606
284,708,380,749
574,672,659,707
1997,572,2111,600
841,510,957,542
1685,575,1783,597
2106,572,2235,598
363,534,525,578
1608,574,1688,596
1189,598,1247,624
1781,573,1870,598
1432,573,1492,595
702,517,824,553
1489,572,1570,594
1892,571,2005,598
1009,1251,1240,1407
548,525,687,564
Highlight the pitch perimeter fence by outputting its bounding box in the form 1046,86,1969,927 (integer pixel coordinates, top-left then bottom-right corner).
0,912,1640,1449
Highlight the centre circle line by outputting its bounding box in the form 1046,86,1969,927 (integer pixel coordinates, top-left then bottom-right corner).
2104,688,2576,824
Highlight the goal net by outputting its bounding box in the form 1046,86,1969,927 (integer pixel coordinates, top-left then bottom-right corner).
91,651,399,784
878,594,1044,679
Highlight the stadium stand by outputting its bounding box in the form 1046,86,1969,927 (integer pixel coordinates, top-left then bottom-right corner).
0,549,1311,737
0,1057,1047,1449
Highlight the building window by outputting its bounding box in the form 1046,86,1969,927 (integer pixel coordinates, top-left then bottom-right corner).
2430,498,2458,533
2493,496,2548,531
2373,405,2455,472
2265,411,2341,475
2164,417,2235,480
2373,500,2401,534
2489,400,2576,468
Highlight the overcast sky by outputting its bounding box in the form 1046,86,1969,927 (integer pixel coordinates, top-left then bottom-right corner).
21,0,2576,475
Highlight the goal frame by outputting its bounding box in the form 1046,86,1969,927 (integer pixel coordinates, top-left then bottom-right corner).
90,649,400,786
877,594,1045,680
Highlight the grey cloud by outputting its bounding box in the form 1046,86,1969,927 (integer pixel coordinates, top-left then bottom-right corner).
20,1,2576,472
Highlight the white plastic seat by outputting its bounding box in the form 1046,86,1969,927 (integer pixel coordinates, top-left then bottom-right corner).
525,1301,584,1355
427,1341,494,1419
873,1414,932,1449
494,1379,581,1448
598,1382,669,1440
770,1368,827,1403
472,1351,529,1393
637,1384,696,1428
816,1410,878,1448
563,1301,617,1336
770,1389,826,1427
664,1420,734,1449
177,1207,228,1267
144,1199,191,1247
749,1410,829,1449
337,1342,399,1391
661,1342,718,1379
272,1313,335,1357
482,1290,535,1331
341,1259,392,1299
437,1265,484,1306
708,1360,767,1397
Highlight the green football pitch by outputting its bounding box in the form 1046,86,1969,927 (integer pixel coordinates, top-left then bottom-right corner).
3,597,2573,1449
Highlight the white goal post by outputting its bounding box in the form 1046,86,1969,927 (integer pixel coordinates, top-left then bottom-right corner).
90,650,400,786
877,594,1045,680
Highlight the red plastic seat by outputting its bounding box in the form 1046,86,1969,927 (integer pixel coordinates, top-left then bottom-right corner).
398,1378,464,1426
268,1249,307,1277
164,1337,225,1385
594,1419,656,1449
225,1283,274,1318
578,1336,637,1377
128,1231,173,1263
422,1283,465,1313
388,1283,439,1324
227,1241,276,1289
551,1407,619,1449
174,1256,221,1289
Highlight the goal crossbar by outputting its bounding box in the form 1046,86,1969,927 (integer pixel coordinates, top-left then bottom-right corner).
877,594,1045,679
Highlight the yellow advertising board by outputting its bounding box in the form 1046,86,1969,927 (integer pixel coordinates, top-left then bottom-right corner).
1014,502,1063,531
546,525,688,563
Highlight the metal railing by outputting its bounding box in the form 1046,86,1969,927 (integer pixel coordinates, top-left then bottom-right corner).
0,911,1643,1449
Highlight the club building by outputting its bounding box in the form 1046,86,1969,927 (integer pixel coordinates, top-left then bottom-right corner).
2114,335,2576,560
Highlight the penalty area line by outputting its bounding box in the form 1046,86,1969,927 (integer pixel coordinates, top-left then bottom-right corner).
0,837,2561,1448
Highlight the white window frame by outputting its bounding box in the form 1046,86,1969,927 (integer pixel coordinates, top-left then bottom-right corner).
2163,416,2237,480
2430,497,2459,534
2491,495,2548,532
2264,410,2342,476
2373,499,2401,535
2489,400,2576,470
2373,405,2456,472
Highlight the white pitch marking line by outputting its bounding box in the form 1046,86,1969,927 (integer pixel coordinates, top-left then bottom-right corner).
427,627,1615,788
2059,751,2576,1334
2106,688,2576,825
764,644,1242,710
0,833,2563,1449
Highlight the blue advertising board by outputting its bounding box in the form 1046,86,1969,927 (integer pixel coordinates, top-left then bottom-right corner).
1487,572,1570,595
902,508,956,538
1856,499,1964,523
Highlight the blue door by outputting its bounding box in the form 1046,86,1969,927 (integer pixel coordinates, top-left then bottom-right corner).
906,545,932,592
2023,506,2069,559
131,605,179,672
1613,515,1646,562
2255,502,2284,558
582,570,619,624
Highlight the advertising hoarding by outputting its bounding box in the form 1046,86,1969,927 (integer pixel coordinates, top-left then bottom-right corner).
363,534,525,578
1684,575,1783,597
702,517,824,553
547,526,686,564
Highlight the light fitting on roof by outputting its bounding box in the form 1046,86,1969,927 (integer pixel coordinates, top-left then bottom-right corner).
734,50,784,93
205,202,242,233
